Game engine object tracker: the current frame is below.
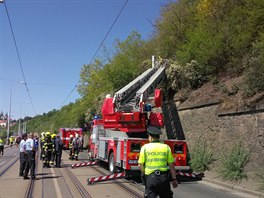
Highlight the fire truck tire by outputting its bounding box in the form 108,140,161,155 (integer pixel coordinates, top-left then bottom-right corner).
108,152,116,175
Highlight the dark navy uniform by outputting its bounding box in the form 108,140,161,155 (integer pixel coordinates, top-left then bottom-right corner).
138,127,178,198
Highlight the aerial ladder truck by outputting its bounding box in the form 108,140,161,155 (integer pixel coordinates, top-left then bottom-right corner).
88,58,190,177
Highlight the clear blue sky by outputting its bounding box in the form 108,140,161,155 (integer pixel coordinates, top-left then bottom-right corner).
0,0,170,120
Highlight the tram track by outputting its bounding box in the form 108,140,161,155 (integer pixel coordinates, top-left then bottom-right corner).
63,163,92,198
0,155,19,177
72,151,144,198
24,151,39,198
91,165,144,198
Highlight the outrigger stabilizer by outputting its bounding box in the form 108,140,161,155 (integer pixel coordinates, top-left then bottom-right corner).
87,172,126,185
71,161,97,169
87,171,198,185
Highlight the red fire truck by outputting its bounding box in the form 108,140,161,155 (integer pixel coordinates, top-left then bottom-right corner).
88,59,190,175
59,128,83,149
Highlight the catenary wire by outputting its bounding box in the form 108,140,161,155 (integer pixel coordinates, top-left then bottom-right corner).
3,1,37,115
59,0,129,109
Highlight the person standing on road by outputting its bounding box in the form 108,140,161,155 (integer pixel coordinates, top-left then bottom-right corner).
0,136,5,155
43,132,53,168
40,132,45,160
54,134,63,168
138,126,178,198
72,134,81,160
69,135,74,160
9,136,14,148
19,133,27,177
50,134,56,166
16,136,22,148
24,133,36,180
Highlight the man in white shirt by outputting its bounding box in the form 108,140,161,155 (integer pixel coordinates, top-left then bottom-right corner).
24,133,36,180
19,133,27,177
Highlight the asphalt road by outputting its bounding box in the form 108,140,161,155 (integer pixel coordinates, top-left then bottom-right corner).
171,180,257,198
0,147,260,198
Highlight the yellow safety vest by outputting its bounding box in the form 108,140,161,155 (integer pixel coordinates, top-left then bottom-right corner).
0,139,4,146
138,142,174,175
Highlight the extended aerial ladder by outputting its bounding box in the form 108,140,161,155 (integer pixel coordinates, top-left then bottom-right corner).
113,59,167,112
102,59,167,132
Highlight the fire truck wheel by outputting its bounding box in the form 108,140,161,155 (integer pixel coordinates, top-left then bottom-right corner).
108,152,116,175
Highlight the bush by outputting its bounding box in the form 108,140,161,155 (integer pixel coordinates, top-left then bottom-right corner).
190,138,214,173
219,141,250,181
184,60,211,89
165,61,188,92
256,168,264,190
244,32,264,96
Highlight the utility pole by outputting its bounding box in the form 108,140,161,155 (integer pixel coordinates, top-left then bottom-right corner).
18,102,29,136
7,86,12,143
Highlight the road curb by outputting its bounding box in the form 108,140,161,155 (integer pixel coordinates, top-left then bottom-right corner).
202,177,264,198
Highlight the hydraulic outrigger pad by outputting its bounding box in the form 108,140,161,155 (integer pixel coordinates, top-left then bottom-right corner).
87,172,126,185
177,171,197,178
71,161,97,169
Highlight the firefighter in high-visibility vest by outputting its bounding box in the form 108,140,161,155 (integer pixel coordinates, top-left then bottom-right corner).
43,132,54,168
40,132,45,160
68,135,74,160
9,136,14,148
138,127,178,198
50,134,56,166
72,134,81,160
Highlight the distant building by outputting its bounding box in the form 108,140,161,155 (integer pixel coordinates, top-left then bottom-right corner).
0,120,7,127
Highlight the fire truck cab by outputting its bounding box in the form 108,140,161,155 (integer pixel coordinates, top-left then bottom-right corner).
59,128,83,149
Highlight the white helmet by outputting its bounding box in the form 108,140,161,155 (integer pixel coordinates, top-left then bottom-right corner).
70,134,73,138
75,134,79,138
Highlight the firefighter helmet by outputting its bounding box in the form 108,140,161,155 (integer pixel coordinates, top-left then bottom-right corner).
45,132,51,137
70,134,73,138
51,134,56,139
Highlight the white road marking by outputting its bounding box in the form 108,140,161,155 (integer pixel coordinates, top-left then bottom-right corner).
0,161,6,166
50,167,63,198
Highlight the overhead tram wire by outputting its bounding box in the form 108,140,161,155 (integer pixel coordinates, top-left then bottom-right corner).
3,1,37,115
59,0,129,109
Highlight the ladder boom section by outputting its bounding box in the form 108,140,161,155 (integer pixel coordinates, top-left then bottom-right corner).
113,63,161,110
135,66,165,111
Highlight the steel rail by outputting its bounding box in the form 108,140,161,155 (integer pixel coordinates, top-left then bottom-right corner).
63,163,92,198
92,166,144,198
71,150,144,198
0,156,19,177
24,152,39,198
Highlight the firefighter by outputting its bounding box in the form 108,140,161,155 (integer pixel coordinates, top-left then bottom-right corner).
69,135,74,160
9,136,14,148
72,134,81,160
43,132,54,168
138,126,178,198
40,132,45,160
50,134,56,166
